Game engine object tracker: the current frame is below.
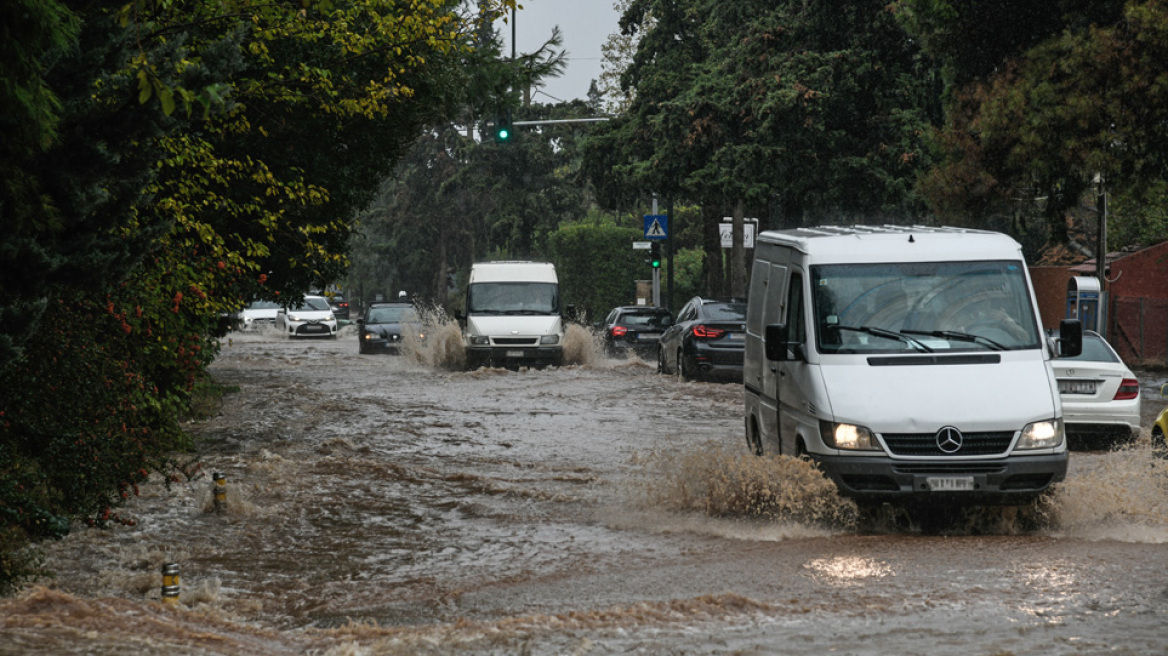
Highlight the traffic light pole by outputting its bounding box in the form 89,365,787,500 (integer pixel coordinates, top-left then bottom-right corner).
652,197,661,307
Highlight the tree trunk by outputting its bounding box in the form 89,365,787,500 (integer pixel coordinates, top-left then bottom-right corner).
731,197,746,298
702,203,724,296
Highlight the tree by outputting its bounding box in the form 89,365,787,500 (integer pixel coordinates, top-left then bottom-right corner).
585,0,940,296
1,0,518,592
899,0,1168,250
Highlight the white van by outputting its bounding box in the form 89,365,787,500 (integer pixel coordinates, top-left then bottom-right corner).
743,225,1082,506
459,261,565,369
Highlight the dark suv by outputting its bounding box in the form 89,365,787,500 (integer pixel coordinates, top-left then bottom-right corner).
657,297,747,382
597,306,674,358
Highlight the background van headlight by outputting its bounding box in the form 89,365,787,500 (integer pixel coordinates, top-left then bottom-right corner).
820,421,880,450
540,334,560,345
470,335,490,345
1017,419,1063,449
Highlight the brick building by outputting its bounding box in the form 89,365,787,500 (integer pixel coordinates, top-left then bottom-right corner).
1030,240,1168,366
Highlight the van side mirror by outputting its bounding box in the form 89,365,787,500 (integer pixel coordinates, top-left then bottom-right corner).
765,324,804,361
1058,319,1082,358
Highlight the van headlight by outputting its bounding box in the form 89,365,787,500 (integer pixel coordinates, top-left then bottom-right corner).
820,421,880,451
470,336,490,345
540,334,560,345
1017,418,1063,449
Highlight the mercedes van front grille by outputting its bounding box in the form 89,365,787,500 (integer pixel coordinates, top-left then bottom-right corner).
881,431,1015,456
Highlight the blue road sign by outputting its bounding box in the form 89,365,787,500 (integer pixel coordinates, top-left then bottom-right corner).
644,214,668,240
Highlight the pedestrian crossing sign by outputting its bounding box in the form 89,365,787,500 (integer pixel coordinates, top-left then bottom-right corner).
644,214,668,240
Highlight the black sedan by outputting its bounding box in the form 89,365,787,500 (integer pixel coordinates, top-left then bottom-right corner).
358,303,423,354
596,306,673,358
657,296,747,382
325,292,351,320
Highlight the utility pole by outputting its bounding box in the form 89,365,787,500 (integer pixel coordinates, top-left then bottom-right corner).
666,198,674,311
1095,173,1109,337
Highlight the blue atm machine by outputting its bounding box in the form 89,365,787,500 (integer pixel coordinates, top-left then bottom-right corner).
1066,276,1100,332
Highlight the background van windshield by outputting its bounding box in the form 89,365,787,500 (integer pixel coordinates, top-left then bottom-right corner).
811,260,1040,353
468,282,559,314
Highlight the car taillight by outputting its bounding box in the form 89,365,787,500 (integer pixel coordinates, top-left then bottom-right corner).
338,302,349,308
692,325,724,339
1114,378,1140,401
611,326,628,337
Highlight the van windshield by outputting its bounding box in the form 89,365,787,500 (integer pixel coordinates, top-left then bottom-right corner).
468,282,559,315
810,260,1040,354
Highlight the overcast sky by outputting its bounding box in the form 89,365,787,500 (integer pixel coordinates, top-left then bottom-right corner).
499,1,624,103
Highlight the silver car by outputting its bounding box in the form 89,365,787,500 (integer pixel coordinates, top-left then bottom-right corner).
1050,330,1140,448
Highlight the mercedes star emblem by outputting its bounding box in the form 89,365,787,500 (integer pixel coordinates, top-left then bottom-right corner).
935,426,963,454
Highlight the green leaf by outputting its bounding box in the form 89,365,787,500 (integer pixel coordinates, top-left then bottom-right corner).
159,86,175,116
137,69,152,104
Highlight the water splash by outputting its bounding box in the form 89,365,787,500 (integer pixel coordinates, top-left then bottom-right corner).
562,323,603,367
625,440,856,528
399,304,465,370
398,303,604,370
624,439,1168,538
1049,441,1168,542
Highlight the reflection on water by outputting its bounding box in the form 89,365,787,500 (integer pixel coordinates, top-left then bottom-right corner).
804,556,895,587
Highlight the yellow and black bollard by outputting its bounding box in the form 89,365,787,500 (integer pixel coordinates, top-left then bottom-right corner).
161,563,180,605
212,472,226,513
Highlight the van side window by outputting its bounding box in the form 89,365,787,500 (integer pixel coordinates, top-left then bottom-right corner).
746,259,770,335
787,272,805,344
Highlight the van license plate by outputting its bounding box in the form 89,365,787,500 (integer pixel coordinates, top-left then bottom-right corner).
506,350,524,358
926,476,975,492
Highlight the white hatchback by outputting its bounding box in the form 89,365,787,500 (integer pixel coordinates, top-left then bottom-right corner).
275,295,338,339
1050,330,1140,447
239,300,282,331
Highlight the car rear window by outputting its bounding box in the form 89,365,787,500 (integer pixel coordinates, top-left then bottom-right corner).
620,313,671,327
704,303,747,321
1063,335,1119,362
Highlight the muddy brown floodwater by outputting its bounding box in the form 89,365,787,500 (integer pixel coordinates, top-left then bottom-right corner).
4,325,1168,655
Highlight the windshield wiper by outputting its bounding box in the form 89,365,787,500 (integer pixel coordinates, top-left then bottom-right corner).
505,309,552,315
833,325,933,352
902,329,1007,351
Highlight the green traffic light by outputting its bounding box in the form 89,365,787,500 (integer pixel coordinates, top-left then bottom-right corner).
498,128,510,140
652,259,661,268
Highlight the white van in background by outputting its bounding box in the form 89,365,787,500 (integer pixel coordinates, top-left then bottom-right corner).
458,261,565,370
743,225,1082,507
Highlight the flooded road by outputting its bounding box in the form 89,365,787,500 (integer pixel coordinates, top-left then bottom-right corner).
4,328,1168,655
